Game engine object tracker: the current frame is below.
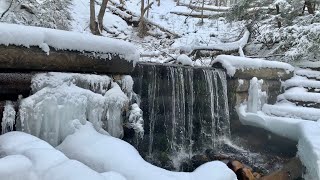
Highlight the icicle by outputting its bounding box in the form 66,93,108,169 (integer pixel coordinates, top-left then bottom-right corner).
1,101,16,134
247,77,267,113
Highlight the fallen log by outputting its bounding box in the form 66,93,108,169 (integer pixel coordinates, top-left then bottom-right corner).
178,2,230,12
108,5,140,26
187,29,250,56
170,11,225,19
0,45,135,74
105,2,181,38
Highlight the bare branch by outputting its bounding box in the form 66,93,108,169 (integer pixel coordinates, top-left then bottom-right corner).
142,2,153,15
0,0,14,20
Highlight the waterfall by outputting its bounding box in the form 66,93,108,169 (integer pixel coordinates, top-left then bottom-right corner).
131,63,230,169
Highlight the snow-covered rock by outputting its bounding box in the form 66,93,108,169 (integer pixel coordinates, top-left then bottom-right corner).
211,55,294,76
176,54,193,66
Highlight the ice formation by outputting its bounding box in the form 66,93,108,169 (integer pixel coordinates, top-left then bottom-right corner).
126,103,144,138
18,72,141,146
104,83,129,138
31,72,112,95
1,101,16,134
247,77,266,113
0,23,139,63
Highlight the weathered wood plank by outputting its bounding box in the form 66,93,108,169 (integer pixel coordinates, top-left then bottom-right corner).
0,45,135,74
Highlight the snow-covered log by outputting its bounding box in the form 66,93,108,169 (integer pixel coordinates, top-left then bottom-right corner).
191,29,250,53
178,3,230,12
170,11,225,18
0,45,135,74
0,23,139,74
105,4,181,38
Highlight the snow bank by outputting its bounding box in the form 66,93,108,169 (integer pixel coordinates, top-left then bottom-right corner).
0,23,139,63
57,122,237,180
295,68,320,80
0,131,121,180
211,55,294,76
263,103,320,121
0,155,37,180
297,122,320,180
282,87,320,103
283,75,320,89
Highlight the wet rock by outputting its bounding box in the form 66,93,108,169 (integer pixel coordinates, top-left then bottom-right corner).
191,154,210,168
253,172,261,179
205,149,229,161
260,157,303,180
260,170,290,180
235,167,255,180
227,160,244,172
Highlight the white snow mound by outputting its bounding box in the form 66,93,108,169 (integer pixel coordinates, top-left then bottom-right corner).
211,55,294,76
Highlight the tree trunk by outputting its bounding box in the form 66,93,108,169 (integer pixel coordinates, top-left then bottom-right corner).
90,0,100,35
138,1,153,37
201,0,205,24
305,0,315,14
276,4,281,28
97,0,109,33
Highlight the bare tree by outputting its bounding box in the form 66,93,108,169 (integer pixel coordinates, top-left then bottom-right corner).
304,0,315,14
138,1,153,37
90,0,109,35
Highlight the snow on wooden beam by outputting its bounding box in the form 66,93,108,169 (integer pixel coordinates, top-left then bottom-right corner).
0,45,135,74
0,23,139,74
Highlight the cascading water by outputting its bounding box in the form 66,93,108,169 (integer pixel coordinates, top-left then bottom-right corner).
130,63,230,170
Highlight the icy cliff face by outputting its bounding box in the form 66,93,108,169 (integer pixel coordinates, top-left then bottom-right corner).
17,72,142,146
